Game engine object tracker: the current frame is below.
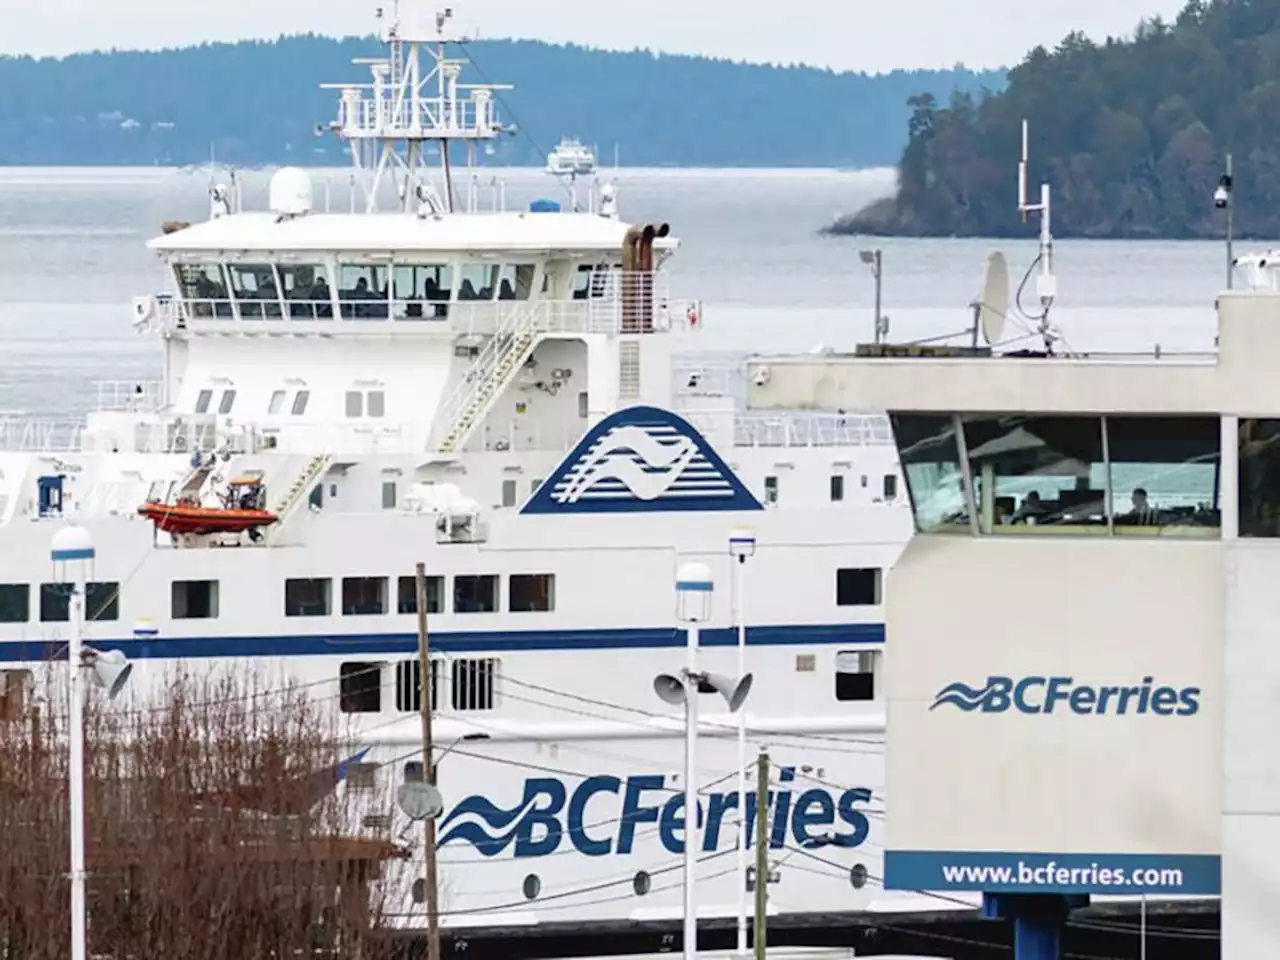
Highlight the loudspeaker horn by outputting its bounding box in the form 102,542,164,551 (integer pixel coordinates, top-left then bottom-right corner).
653,672,687,706
88,648,133,700
703,671,754,713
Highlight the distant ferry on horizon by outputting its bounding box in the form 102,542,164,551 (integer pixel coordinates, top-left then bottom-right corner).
546,136,598,177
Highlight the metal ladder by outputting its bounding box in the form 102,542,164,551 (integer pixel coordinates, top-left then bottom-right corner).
270,455,332,518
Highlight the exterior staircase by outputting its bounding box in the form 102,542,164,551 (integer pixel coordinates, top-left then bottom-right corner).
270,455,332,519
175,457,219,501
433,307,542,453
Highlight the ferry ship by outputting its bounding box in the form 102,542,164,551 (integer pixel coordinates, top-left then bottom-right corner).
0,7,942,942
546,138,598,178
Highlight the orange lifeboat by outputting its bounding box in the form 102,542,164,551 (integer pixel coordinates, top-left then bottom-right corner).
138,476,277,537
137,500,278,536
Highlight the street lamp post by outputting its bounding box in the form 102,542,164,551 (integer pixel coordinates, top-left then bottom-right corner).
656,561,754,960
51,525,133,960
1215,155,1234,289
859,249,887,343
728,529,756,958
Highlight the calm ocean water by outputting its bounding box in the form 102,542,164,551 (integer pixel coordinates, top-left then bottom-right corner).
0,165,1237,418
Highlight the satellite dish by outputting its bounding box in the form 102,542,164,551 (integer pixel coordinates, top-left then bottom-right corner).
397,781,444,822
977,251,1009,345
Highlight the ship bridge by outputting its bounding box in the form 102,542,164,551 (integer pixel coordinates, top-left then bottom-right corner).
742,259,1280,959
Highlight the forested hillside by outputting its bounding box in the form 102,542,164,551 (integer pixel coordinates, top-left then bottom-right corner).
829,0,1280,239
0,35,1003,168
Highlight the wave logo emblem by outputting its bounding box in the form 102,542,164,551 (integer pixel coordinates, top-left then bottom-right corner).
522,405,762,514
929,675,1202,717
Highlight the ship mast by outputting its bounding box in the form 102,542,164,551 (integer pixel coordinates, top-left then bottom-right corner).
321,5,512,213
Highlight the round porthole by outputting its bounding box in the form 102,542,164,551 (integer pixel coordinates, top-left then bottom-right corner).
633,870,652,896
849,863,868,890
522,873,542,900
412,878,426,903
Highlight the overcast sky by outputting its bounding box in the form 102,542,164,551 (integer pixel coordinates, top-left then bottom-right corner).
1,0,1188,73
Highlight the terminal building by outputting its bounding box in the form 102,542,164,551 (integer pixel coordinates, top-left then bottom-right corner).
741,259,1280,958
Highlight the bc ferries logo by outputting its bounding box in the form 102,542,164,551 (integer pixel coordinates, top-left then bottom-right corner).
521,406,762,514
437,769,873,858
930,675,1201,717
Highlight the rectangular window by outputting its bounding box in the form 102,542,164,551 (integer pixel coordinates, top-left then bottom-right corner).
501,479,517,508
217,389,237,415
41,582,119,622
577,390,589,418
458,263,500,301
277,264,333,319
392,263,454,318
336,263,389,319
452,658,498,710
345,391,363,417
195,389,213,414
291,390,310,415
764,476,778,504
1106,416,1220,535
0,584,29,623
268,390,286,414
830,475,845,502
835,650,878,702
454,575,499,613
496,263,536,300
347,763,378,791
836,568,881,606
172,579,219,619
342,577,388,616
395,658,442,712
509,574,555,612
531,478,543,493
396,575,444,614
285,578,331,617
227,263,282,318
381,480,397,509
367,390,386,418
339,662,382,713
883,474,899,500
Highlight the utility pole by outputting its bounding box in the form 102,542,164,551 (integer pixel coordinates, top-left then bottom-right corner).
1217,154,1234,289
415,562,441,960
753,749,769,960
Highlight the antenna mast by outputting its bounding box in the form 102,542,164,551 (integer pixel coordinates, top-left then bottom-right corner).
1017,119,1058,350
320,5,513,213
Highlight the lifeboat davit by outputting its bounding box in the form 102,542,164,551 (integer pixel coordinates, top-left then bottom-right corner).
137,500,278,536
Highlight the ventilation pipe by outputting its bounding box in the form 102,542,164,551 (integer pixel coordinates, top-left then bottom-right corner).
621,225,645,333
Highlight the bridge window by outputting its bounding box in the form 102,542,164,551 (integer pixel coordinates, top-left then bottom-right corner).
217,389,236,415
458,263,499,301
962,415,1106,534
195,389,213,414
337,264,389,319
0,584,28,623
291,390,310,416
496,263,536,300
172,579,219,619
339,662,382,713
1107,416,1220,535
509,574,555,612
397,575,444,614
452,658,498,710
890,414,969,533
227,263,282,318
175,263,231,317
277,263,332,319
342,576,388,616
268,390,286,415
1240,419,1280,536
454,575,499,613
285,577,331,617
393,264,453,318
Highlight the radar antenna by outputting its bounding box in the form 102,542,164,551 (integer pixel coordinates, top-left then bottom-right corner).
1017,119,1059,353
319,5,514,213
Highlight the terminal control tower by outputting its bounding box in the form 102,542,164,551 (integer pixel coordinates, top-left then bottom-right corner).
741,142,1278,957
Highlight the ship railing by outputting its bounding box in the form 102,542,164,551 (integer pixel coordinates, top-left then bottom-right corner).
733,411,893,448
0,418,85,452
672,358,741,398
94,380,165,413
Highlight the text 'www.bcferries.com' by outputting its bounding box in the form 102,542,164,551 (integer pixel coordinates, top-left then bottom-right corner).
939,860,1184,889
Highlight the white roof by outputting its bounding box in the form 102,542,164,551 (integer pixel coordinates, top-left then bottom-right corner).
149,210,680,257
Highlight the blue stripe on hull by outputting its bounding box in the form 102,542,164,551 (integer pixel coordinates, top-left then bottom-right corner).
0,622,884,662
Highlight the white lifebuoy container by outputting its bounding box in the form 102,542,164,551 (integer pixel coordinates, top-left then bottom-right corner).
686,304,699,328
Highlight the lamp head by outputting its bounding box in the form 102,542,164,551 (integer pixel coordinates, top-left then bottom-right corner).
87,647,132,700
675,560,714,623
